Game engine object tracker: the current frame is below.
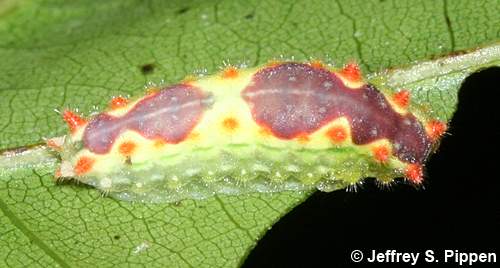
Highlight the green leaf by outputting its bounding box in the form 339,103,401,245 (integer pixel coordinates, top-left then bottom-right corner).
0,0,499,267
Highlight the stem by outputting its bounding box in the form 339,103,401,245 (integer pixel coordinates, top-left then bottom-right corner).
0,144,57,175
370,42,500,121
375,42,500,87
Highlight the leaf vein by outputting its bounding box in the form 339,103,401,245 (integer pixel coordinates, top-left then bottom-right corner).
0,195,70,268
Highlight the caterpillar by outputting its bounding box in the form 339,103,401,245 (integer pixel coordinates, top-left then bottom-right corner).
47,61,446,203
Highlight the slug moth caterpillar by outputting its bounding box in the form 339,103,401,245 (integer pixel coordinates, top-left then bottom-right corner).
48,61,446,202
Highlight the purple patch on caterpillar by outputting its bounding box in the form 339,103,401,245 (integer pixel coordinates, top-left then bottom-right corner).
83,84,212,154
241,63,432,164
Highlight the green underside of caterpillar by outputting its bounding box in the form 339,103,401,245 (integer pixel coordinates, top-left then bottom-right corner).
78,144,402,203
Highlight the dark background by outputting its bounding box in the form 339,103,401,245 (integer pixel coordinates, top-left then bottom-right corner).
243,67,500,267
